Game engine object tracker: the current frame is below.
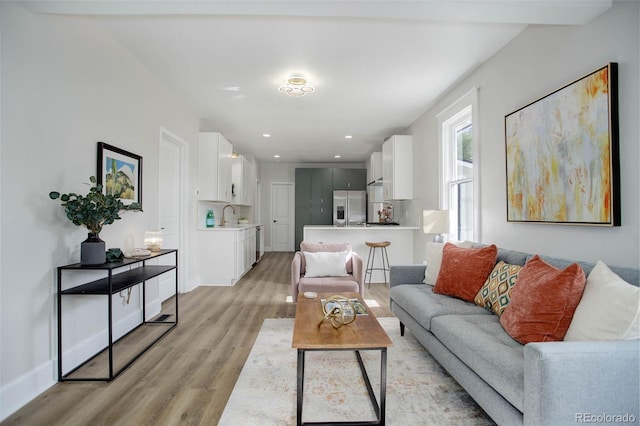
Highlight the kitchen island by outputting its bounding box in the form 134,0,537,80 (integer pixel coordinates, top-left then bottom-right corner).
303,225,418,283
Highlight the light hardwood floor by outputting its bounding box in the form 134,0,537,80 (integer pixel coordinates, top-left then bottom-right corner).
3,252,393,425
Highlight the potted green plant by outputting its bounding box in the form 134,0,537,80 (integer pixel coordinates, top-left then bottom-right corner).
49,176,140,264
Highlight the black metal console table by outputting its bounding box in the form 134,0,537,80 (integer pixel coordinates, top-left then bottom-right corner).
57,249,178,381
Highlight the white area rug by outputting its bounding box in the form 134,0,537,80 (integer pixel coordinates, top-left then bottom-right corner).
219,317,495,425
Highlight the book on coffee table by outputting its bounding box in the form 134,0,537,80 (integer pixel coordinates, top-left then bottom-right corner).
321,298,368,316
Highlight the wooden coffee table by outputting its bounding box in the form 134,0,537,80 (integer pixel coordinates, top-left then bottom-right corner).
292,292,393,425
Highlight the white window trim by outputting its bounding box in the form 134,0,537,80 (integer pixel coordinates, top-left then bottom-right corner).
436,87,480,242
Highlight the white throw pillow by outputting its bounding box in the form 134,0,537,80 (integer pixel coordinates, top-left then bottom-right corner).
303,251,349,278
564,260,640,341
423,241,474,285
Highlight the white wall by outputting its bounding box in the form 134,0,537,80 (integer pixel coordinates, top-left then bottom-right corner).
0,3,200,419
411,1,639,267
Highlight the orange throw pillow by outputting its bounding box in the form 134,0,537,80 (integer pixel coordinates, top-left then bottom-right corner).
500,255,586,344
433,243,498,302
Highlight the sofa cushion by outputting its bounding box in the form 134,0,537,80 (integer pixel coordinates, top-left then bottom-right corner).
298,275,360,295
433,243,498,302
390,284,490,331
431,314,525,412
472,244,530,266
303,251,349,277
424,241,474,285
536,254,640,287
564,260,640,341
500,255,586,344
474,261,523,315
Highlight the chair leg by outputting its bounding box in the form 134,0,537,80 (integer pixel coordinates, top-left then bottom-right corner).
382,246,390,286
365,246,373,288
367,246,377,289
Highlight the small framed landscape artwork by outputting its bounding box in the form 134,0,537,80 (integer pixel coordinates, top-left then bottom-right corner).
97,142,143,210
505,63,620,226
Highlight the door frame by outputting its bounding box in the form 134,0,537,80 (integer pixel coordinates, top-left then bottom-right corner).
158,127,189,293
270,182,294,252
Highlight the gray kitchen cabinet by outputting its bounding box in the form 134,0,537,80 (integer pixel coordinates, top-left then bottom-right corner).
294,168,333,250
332,168,367,190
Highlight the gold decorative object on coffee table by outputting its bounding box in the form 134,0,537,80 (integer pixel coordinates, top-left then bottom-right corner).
319,295,357,329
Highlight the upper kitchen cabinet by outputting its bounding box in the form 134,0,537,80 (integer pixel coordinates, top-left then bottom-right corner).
332,168,367,190
232,154,255,206
382,135,413,200
368,152,383,185
198,132,233,202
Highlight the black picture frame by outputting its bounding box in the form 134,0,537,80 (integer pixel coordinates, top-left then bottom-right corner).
504,63,620,226
97,142,143,210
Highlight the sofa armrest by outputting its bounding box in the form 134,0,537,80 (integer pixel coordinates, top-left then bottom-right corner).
389,265,426,288
291,251,304,302
524,339,639,426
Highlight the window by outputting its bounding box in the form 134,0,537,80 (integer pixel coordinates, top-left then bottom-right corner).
438,89,478,241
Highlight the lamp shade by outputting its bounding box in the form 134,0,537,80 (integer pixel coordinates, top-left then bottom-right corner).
144,230,163,252
423,210,450,234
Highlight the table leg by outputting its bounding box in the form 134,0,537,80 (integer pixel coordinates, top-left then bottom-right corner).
380,348,387,425
297,349,305,426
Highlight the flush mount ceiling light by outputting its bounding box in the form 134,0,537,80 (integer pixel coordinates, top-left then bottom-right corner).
278,77,315,97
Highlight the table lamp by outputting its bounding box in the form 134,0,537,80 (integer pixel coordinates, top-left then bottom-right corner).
144,230,163,252
423,210,449,243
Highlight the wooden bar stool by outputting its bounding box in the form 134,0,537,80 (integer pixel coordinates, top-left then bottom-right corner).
364,241,391,288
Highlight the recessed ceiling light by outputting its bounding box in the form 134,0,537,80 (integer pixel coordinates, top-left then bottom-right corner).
274,154,280,158
334,155,341,158
345,135,353,139
263,134,271,138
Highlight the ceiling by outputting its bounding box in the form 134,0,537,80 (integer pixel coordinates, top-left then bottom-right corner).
22,1,613,163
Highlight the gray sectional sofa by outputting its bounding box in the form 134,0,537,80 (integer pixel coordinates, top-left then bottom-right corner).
389,245,639,426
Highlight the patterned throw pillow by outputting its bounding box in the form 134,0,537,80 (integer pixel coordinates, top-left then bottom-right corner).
474,261,523,315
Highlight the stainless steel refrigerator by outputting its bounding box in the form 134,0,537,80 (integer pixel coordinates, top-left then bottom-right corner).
333,190,366,226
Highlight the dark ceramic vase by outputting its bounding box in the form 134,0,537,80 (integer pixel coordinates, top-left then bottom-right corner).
81,233,106,265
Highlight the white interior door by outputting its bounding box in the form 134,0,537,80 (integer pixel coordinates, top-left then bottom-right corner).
158,133,181,301
271,183,293,251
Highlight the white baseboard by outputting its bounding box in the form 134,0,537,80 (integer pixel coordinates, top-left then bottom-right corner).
0,359,55,421
61,307,145,373
1,300,162,422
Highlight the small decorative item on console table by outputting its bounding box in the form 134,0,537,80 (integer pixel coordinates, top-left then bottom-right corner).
57,249,178,382
49,176,140,265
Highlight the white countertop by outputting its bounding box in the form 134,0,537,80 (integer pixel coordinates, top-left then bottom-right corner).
304,225,419,230
198,224,259,231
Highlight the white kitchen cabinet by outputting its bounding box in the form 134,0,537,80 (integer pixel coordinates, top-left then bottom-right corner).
198,226,257,286
382,135,413,200
368,151,383,184
235,228,256,278
198,132,233,202
231,154,255,206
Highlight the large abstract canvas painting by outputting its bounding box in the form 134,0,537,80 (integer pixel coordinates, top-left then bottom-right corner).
505,63,619,226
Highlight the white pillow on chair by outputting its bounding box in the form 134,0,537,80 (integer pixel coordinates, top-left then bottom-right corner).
303,251,349,277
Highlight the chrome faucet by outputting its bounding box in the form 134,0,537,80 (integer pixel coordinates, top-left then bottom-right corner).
222,204,236,227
